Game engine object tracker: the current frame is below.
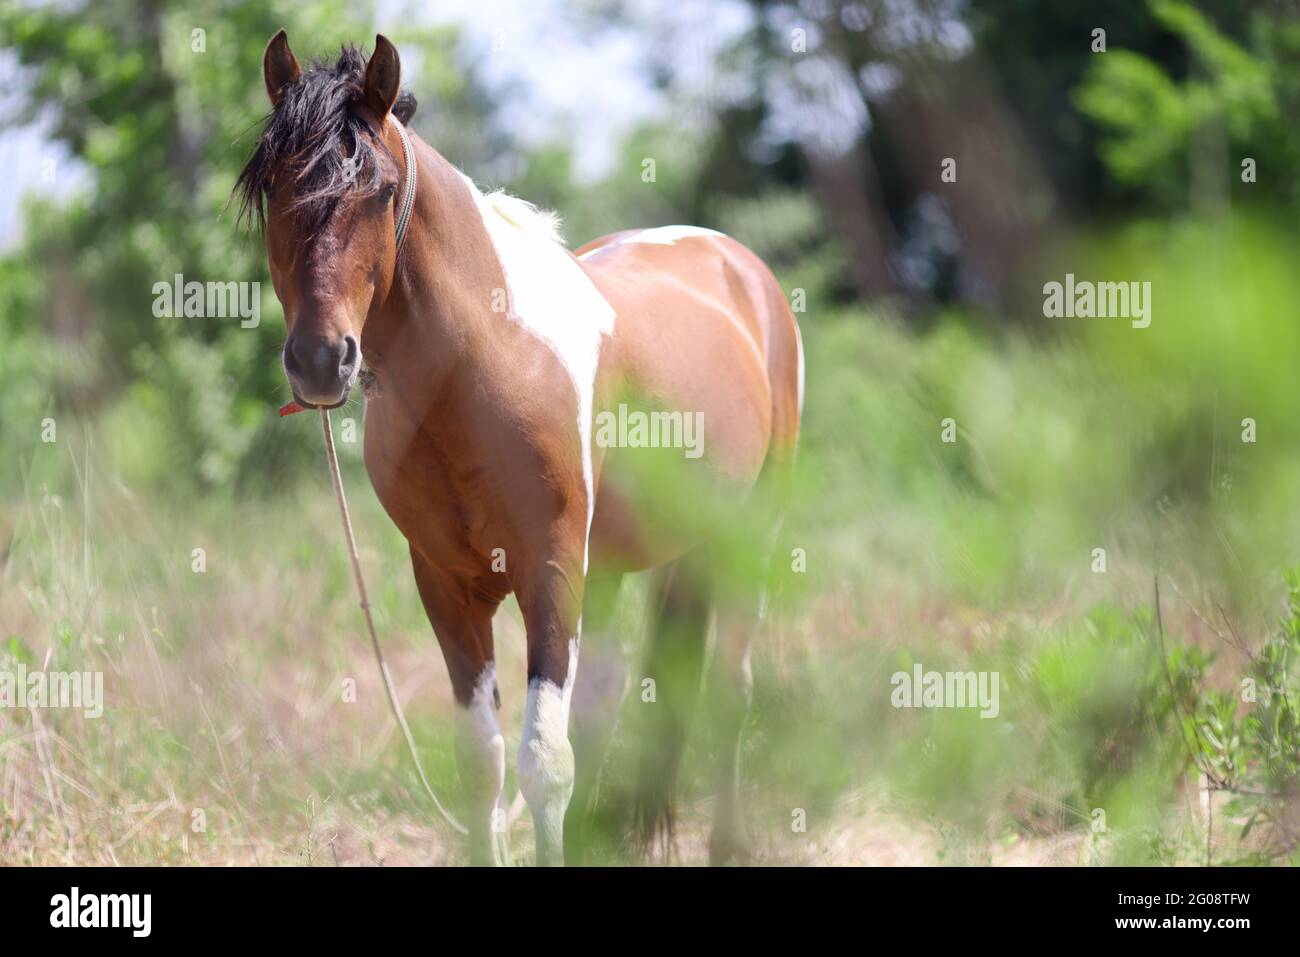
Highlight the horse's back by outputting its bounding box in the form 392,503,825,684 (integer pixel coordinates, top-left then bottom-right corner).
578,226,801,458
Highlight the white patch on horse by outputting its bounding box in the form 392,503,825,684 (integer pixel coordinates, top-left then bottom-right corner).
459,173,614,573
458,664,504,761
578,224,724,259
625,225,724,246
520,639,580,777
454,663,506,861
517,636,580,860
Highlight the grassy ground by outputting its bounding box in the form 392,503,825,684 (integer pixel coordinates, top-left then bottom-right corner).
3,276,1299,864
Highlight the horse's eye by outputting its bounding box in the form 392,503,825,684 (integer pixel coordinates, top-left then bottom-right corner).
379,183,397,203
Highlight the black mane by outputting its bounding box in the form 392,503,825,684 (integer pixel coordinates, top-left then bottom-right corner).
234,44,417,235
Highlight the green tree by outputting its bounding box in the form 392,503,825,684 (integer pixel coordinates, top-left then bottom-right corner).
1073,0,1298,215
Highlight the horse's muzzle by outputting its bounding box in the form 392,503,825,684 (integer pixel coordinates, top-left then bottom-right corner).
283,331,359,406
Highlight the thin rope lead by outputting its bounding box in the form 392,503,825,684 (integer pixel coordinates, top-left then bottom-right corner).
319,408,467,835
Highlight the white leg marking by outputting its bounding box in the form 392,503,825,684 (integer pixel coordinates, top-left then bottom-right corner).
454,664,506,865
517,637,580,865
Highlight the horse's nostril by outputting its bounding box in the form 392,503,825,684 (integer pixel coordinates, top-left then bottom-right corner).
341,334,359,372
283,335,304,377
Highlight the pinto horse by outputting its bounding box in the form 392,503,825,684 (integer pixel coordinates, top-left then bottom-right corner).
237,32,803,865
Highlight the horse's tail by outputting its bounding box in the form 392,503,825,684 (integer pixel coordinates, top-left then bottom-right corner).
634,558,710,854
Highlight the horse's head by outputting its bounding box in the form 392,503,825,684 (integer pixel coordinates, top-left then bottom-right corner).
236,31,417,409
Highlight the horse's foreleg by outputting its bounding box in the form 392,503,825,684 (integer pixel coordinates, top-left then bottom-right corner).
410,547,504,866
515,552,586,866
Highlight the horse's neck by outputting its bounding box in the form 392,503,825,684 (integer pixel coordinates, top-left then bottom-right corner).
367,139,613,458
367,142,504,417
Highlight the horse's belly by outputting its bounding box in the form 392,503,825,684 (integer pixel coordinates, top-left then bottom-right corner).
587,458,759,572
585,270,778,570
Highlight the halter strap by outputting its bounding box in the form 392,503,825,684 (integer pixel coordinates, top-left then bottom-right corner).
391,117,417,252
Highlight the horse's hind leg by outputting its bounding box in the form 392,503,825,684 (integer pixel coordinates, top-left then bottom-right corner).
564,570,627,864
706,596,757,865
635,555,711,853
706,517,782,865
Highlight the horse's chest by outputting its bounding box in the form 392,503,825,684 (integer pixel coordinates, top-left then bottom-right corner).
364,418,506,573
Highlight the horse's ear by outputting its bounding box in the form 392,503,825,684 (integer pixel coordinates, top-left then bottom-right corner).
364,34,401,118
263,29,301,107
